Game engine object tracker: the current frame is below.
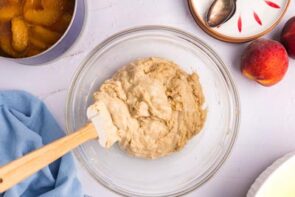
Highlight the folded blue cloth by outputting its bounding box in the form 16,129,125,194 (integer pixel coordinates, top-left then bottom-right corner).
0,90,82,197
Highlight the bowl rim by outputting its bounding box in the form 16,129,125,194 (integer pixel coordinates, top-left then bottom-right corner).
66,25,240,197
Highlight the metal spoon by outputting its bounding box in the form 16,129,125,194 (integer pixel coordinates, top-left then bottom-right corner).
206,0,237,27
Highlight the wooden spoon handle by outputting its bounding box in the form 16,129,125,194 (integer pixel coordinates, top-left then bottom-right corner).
0,123,97,193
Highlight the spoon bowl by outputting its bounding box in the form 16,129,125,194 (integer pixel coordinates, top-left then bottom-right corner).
206,0,237,27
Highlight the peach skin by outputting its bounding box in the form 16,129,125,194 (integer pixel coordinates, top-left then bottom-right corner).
281,17,295,59
241,39,289,87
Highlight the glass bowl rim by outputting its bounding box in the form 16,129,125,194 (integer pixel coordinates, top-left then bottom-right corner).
66,25,240,197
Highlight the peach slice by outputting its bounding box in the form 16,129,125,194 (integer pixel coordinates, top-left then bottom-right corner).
31,25,61,44
11,17,29,51
29,37,48,50
0,6,21,21
23,0,42,12
41,0,66,10
24,9,60,26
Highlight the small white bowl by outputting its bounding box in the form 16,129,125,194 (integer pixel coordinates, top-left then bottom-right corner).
189,0,290,43
247,152,295,197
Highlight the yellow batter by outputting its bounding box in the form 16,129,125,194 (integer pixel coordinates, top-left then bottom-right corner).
87,57,206,159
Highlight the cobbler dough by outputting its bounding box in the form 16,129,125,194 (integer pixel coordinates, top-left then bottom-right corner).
87,57,206,159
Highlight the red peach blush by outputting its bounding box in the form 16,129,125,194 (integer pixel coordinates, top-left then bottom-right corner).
241,39,289,87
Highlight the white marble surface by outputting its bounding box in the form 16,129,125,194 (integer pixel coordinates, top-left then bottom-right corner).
1,1,295,196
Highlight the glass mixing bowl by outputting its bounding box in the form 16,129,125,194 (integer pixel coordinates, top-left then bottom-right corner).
66,26,240,197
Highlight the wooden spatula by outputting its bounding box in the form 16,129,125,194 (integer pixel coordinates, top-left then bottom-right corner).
0,123,98,193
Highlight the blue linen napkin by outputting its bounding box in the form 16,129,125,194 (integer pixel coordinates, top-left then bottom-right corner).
0,90,82,197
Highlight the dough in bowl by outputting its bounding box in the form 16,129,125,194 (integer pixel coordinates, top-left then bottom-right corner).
87,57,206,159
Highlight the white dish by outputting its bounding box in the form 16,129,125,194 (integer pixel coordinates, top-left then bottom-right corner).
248,152,295,197
189,0,290,43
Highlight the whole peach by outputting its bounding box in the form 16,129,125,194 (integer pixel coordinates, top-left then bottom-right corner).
281,17,295,58
241,39,289,86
